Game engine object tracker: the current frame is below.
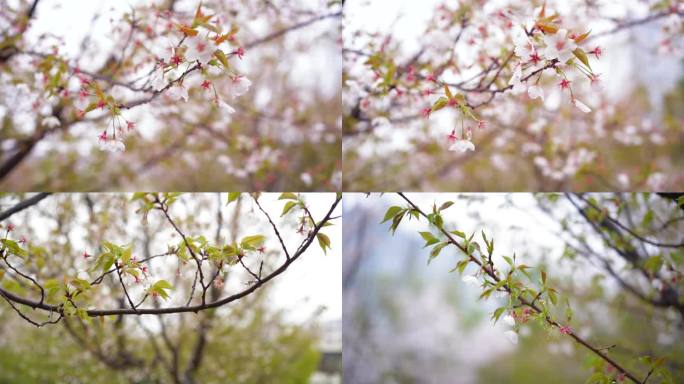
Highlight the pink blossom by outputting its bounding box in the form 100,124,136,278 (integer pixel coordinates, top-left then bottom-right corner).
558,78,571,90
234,47,245,60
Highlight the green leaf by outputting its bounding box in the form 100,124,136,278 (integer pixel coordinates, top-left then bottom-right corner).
429,242,448,264
214,49,230,69
278,192,299,200
444,85,453,100
492,307,506,323
438,201,454,211
121,246,132,264
419,231,438,247
382,206,403,223
431,97,449,112
131,192,149,201
0,239,27,258
226,192,240,205
154,279,172,290
151,280,173,300
450,230,466,239
240,235,266,250
641,209,654,228
572,48,591,69
644,255,663,275
44,279,61,296
317,233,331,254
281,201,298,216
548,289,558,305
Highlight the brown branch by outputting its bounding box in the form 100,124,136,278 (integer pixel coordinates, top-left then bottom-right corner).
154,195,208,305
0,193,51,222
0,195,341,317
115,263,138,311
253,195,291,260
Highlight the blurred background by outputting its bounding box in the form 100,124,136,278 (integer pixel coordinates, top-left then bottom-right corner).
0,0,341,191
343,0,684,191
343,193,684,383
0,193,341,383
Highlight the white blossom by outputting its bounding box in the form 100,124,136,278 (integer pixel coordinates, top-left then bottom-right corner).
229,76,251,98
573,98,591,113
508,65,527,95
300,172,313,186
528,85,544,101
99,138,125,153
215,97,236,113
151,66,167,91
503,315,516,327
543,29,577,63
41,116,60,128
449,139,475,153
513,28,537,61
168,84,189,102
185,36,215,64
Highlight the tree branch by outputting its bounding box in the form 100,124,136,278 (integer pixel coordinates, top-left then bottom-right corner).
0,195,341,317
0,193,51,222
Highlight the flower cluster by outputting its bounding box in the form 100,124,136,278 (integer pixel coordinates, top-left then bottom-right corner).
149,4,251,116
507,6,600,115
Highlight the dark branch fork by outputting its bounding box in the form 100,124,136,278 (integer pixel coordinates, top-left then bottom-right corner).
397,193,645,384
0,195,341,319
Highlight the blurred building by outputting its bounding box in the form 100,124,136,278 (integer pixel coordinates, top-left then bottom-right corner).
311,319,342,384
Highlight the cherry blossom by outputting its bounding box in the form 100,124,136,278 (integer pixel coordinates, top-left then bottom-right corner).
513,28,539,63
542,29,577,63
572,98,591,114
168,83,189,102
99,136,126,153
508,64,527,95
449,138,475,153
300,172,313,186
215,97,236,113
527,85,544,101
41,116,60,128
502,314,516,327
185,35,215,64
228,76,252,98
151,65,167,91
